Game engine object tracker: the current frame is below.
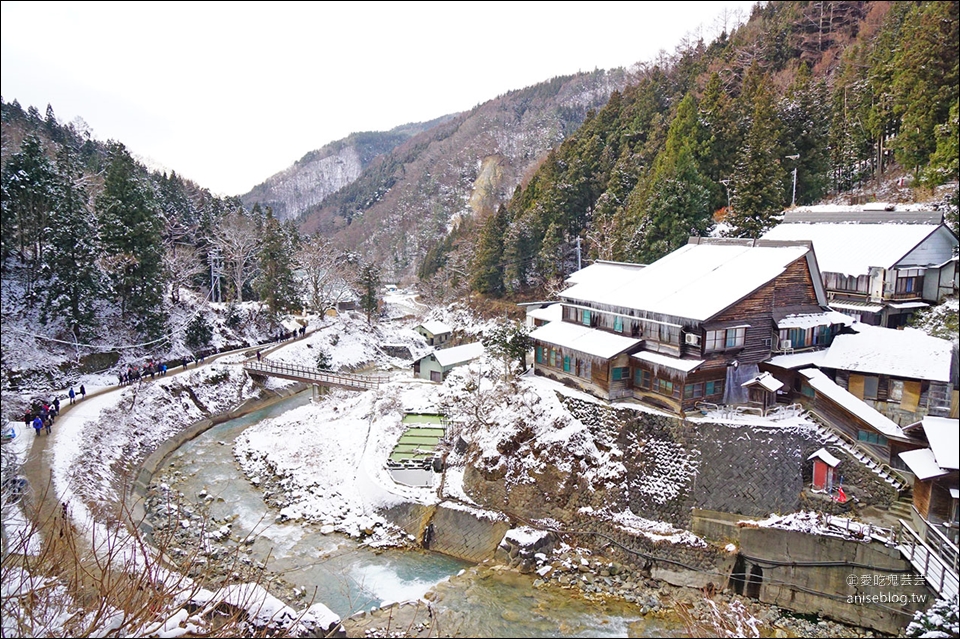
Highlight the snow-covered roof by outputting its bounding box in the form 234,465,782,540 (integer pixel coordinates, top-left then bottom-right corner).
777,311,851,330
899,448,950,481
762,223,942,276
564,260,645,287
417,320,452,336
887,301,929,310
560,242,813,322
527,304,563,324
530,321,641,359
808,447,841,468
923,416,959,471
829,300,884,313
781,208,943,225
766,350,827,369
820,326,954,382
741,371,784,392
799,369,905,439
631,350,704,373
433,342,484,368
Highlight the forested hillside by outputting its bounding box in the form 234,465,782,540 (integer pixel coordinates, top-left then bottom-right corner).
464,0,959,298
294,69,631,282
1,100,312,383
240,116,454,221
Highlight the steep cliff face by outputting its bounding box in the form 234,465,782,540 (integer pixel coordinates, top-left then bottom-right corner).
298,69,631,280
241,119,452,221
242,145,363,221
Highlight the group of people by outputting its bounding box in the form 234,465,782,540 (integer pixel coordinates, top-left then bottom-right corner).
118,360,168,386
26,396,62,436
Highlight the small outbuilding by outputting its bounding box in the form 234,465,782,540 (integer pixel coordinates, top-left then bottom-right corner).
415,321,453,348
808,447,841,492
413,342,484,382
741,371,785,413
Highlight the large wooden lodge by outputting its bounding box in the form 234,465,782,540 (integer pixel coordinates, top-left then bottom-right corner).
530,238,851,415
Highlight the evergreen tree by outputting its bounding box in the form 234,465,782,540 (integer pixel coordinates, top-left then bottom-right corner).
728,83,786,238
1,134,57,293
627,93,713,262
41,146,101,338
254,210,300,313
923,98,960,186
891,1,960,174
471,204,510,296
356,262,381,324
96,143,167,339
778,63,832,206
184,311,213,352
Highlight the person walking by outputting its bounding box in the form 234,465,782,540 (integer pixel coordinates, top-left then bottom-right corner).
68,387,76,405
32,415,43,436
79,384,86,400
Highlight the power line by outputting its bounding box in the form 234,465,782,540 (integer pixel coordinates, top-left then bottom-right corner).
4,326,170,351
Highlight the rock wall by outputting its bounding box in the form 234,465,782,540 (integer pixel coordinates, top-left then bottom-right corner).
738,526,934,635
380,501,510,563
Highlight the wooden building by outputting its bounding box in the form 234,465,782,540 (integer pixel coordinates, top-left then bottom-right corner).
819,325,958,424
762,209,958,328
898,417,960,546
530,239,848,414
798,368,913,467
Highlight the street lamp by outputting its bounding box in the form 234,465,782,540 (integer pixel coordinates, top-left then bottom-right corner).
719,178,732,211
785,154,800,208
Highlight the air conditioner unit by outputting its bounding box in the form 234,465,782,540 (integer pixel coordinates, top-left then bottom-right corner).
781,340,792,350
685,333,701,346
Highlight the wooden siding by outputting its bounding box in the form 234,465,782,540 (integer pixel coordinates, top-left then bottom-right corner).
705,258,822,367
914,479,932,519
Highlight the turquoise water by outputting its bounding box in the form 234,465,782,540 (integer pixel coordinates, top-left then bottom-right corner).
160,391,686,636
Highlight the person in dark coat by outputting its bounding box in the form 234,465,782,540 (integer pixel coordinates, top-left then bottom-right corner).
68,387,76,404
79,384,86,400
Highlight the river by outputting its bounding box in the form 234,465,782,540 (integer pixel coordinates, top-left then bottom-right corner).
154,390,688,637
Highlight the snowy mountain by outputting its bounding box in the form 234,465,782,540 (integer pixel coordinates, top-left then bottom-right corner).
240,119,452,221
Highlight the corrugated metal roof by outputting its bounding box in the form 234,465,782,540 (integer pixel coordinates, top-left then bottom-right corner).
781,210,942,224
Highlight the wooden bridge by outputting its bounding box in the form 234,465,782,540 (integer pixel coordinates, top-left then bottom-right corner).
243,360,392,391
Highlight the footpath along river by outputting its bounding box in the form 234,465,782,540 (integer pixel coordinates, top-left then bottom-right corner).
148,389,690,638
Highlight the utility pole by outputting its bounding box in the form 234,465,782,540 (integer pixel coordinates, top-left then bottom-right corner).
576,236,582,271
785,154,800,207
208,248,223,304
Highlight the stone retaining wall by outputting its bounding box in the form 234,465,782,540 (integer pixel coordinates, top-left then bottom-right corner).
738,526,934,635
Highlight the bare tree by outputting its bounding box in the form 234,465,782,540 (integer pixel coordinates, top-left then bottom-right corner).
209,211,259,303
163,243,205,304
296,235,354,316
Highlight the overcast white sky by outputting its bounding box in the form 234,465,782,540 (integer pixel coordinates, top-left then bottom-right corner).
2,1,758,196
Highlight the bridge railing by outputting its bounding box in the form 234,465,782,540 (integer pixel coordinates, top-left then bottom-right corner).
243,360,393,389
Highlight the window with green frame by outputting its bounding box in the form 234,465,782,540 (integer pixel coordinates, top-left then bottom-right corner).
581,309,591,326
635,369,651,389
549,349,556,367
535,346,544,364
654,378,680,398
563,356,571,372
614,316,623,333
684,382,704,399
705,380,724,396
612,366,629,381
857,430,887,446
